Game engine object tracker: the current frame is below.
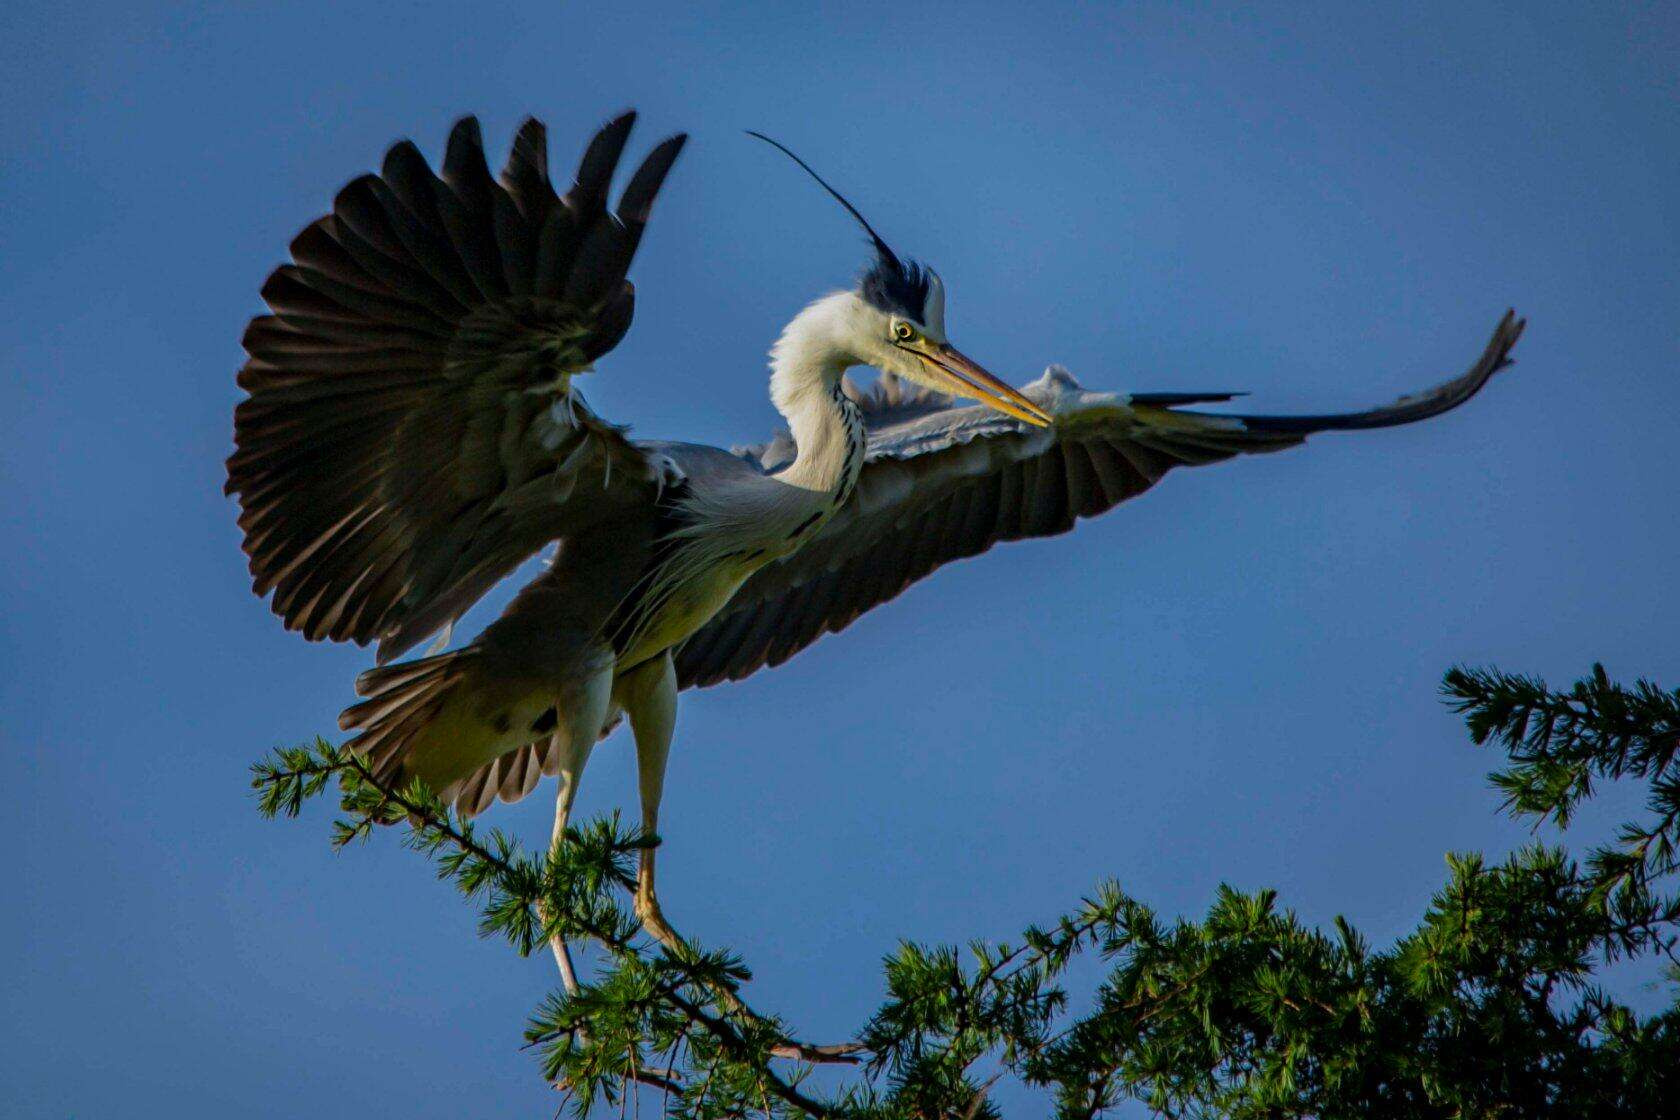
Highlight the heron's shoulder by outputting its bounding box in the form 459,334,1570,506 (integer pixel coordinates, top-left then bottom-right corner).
641,440,772,482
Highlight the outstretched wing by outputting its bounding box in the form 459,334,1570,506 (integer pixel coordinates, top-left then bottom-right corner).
227,113,686,662
676,311,1524,688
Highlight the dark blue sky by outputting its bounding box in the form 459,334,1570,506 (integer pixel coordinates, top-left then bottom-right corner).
4,3,1676,1115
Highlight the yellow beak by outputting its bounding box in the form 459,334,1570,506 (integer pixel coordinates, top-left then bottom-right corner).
909,343,1052,428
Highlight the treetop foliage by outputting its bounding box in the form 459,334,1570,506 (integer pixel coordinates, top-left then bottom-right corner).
253,664,1680,1117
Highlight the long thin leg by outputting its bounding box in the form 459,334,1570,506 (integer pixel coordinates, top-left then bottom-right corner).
616,652,680,949
542,664,614,992
548,787,583,993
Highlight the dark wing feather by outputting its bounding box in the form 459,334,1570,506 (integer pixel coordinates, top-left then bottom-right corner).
228,113,689,662
676,311,1524,689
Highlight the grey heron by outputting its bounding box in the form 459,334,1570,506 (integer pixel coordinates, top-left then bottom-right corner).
227,112,1524,962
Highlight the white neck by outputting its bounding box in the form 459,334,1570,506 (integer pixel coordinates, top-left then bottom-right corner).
768,293,868,498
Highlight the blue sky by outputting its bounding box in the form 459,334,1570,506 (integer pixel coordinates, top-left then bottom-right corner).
3,2,1676,1115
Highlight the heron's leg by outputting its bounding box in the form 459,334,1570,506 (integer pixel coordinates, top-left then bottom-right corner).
542,663,614,992
615,652,681,949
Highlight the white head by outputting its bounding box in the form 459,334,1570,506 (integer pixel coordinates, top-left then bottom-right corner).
755,133,1051,428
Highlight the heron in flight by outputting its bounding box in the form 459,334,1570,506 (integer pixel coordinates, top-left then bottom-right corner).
227,112,1523,959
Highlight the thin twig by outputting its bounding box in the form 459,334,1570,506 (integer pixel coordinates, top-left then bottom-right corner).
328,753,841,1117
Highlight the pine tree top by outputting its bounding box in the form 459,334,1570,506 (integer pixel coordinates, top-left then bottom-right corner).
253,663,1680,1118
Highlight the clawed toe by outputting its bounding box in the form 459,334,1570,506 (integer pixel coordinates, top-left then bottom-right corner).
636,889,682,950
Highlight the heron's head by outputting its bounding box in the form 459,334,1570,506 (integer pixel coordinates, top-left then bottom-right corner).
847,256,1049,426
753,132,1051,428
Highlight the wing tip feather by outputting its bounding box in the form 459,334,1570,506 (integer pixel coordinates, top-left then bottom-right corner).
228,110,685,650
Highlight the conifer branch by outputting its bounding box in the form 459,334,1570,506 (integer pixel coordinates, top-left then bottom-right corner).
254,664,1680,1116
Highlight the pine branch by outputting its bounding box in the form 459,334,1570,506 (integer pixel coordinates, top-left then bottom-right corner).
1444,662,1680,828
278,743,856,1117
253,665,1680,1118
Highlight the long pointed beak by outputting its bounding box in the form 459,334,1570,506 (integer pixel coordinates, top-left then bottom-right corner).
915,344,1052,427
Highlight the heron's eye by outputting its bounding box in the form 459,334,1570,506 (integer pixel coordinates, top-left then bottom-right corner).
893,322,916,342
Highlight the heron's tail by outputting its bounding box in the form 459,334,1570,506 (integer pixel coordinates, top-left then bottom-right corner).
339,649,554,816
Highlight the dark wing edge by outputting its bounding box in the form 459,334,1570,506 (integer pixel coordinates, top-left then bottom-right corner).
226,113,688,662
1211,309,1525,433
675,310,1524,689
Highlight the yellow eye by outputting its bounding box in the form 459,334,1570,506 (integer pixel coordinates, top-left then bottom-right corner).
893,322,915,342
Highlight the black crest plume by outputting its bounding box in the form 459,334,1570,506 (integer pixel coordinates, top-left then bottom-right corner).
747,131,932,319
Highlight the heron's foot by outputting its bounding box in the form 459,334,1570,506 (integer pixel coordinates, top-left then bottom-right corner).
636,884,749,1011
635,883,683,951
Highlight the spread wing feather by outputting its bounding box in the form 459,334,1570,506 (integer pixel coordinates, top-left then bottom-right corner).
227,113,687,662
676,311,1524,688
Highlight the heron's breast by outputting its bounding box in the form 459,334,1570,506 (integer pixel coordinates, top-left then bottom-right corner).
614,551,764,668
